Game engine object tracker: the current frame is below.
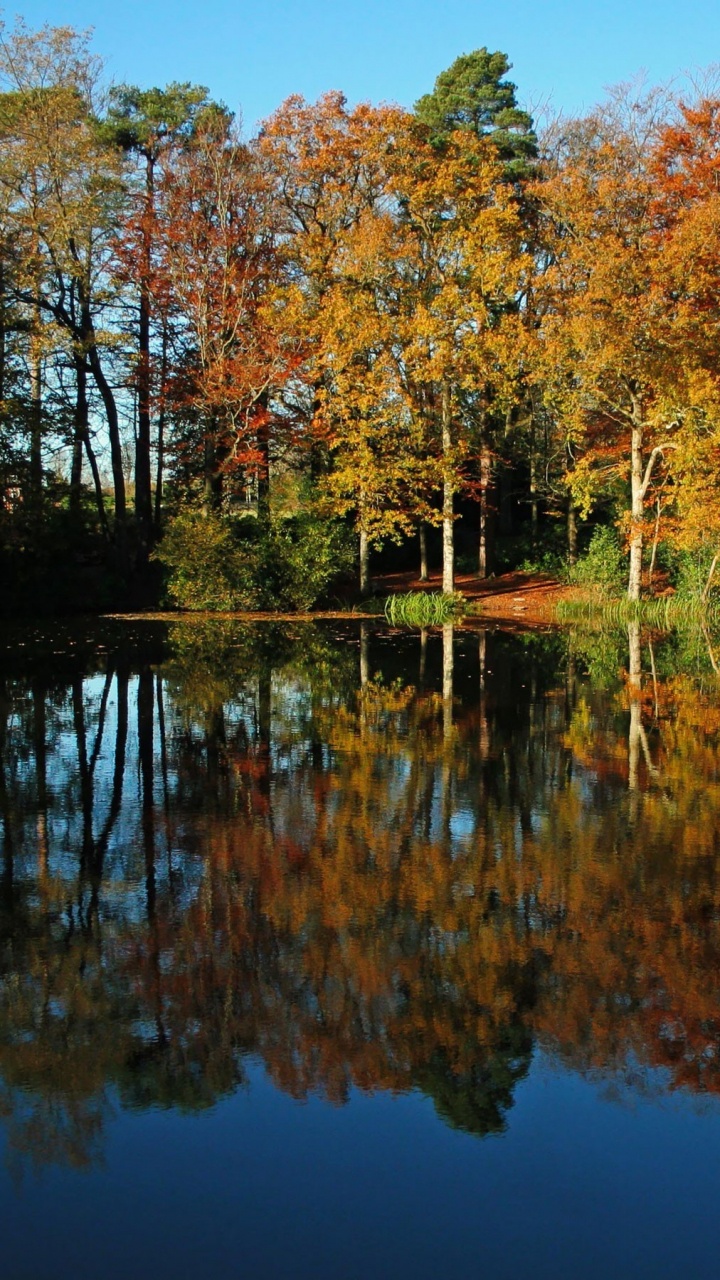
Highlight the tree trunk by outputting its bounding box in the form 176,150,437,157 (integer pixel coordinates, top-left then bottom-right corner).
86,338,126,530
628,419,644,602
29,328,42,504
442,383,454,594
359,527,370,595
0,260,6,406
72,355,109,536
135,157,155,559
529,447,538,546
154,320,168,530
419,523,428,581
478,443,492,578
567,499,578,566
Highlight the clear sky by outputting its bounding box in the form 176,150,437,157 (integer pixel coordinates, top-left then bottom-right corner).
9,0,720,131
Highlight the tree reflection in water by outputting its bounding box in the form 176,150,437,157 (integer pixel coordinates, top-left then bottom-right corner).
1,618,720,1173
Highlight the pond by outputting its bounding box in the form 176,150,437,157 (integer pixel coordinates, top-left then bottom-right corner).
1,617,720,1279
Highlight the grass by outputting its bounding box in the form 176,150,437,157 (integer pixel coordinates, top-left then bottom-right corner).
557,594,720,627
384,591,464,626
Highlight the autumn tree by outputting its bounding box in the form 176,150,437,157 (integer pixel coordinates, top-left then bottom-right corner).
414,49,537,578
103,81,213,551
0,20,129,546
155,106,298,514
535,87,687,600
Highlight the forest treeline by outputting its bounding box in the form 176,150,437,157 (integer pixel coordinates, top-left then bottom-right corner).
1,19,720,612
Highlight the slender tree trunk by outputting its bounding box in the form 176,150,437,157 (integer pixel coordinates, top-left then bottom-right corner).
256,390,271,524
70,354,86,514
202,423,224,512
86,338,126,529
135,161,155,559
628,418,644,602
359,526,370,595
72,355,109,538
567,499,578,566
0,260,6,407
529,446,538,546
478,442,492,578
154,320,168,531
648,496,663,591
29,327,42,504
135,287,152,552
442,383,454,594
419,523,428,582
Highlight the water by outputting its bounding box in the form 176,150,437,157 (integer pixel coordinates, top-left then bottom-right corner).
1,617,719,1279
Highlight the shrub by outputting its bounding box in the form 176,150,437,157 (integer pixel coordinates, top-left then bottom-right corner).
154,509,260,611
155,507,354,612
258,511,355,610
565,524,625,595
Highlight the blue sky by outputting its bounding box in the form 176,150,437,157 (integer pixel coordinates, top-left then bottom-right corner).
9,0,720,131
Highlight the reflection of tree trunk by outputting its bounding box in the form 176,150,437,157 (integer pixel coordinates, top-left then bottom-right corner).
479,631,489,761
138,668,155,920
442,624,454,842
91,667,128,912
89,669,113,775
443,623,454,741
257,668,272,819
96,669,128,863
155,673,173,883
72,677,94,875
0,679,14,909
419,627,427,689
419,524,428,582
628,621,642,792
32,678,48,879
360,622,369,688
442,384,454,594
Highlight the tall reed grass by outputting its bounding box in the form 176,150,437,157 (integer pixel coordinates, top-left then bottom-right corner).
384,591,464,626
557,595,720,627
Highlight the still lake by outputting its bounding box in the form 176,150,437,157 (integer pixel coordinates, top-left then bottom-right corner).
1,617,719,1279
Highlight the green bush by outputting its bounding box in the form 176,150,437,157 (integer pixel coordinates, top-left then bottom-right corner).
155,507,354,612
258,511,355,610
674,547,720,601
565,524,625,596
